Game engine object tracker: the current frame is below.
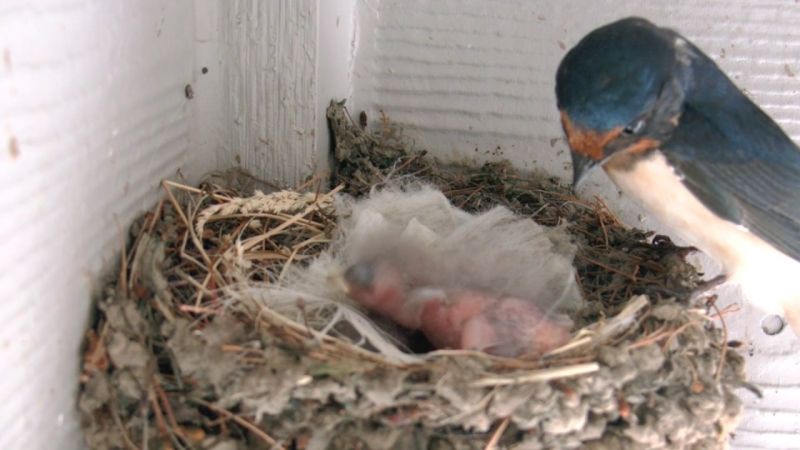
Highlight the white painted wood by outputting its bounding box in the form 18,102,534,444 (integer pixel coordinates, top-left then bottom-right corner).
317,0,358,175
0,1,197,449
218,0,319,187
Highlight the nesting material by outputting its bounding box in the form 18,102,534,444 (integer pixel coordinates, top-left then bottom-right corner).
250,183,582,359
79,102,749,450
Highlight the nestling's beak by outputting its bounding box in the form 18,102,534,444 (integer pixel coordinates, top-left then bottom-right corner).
570,151,598,192
328,271,352,295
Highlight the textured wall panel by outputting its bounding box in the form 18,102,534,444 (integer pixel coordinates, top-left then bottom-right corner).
351,1,800,447
220,0,318,187
353,0,800,179
0,1,196,449
317,0,358,176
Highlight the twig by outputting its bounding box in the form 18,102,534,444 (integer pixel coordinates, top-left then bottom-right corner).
544,337,592,357
577,254,637,281
484,417,510,450
384,152,424,181
626,324,671,350
178,231,208,272
435,389,495,426
162,181,214,269
598,214,610,249
147,198,165,234
173,268,215,298
111,407,141,450
190,273,212,308
204,213,324,232
456,186,484,209
179,304,221,315
529,202,550,219
278,233,330,282
708,299,728,382
162,179,233,202
148,389,172,445
191,399,286,450
235,186,343,254
662,321,700,351
153,379,187,444
470,363,600,387
294,172,327,192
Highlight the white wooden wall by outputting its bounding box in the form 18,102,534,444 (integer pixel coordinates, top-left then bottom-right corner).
0,1,196,448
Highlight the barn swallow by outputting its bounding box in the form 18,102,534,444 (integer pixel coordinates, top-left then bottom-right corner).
555,17,800,333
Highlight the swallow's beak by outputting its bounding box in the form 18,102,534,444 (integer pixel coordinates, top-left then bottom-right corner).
559,111,618,192
570,151,598,192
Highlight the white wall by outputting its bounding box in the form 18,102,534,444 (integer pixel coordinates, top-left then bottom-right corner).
350,1,800,448
193,0,356,186
352,0,800,176
217,0,319,187
0,1,197,448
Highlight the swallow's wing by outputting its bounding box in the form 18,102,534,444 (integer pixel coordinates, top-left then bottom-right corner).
663,105,800,261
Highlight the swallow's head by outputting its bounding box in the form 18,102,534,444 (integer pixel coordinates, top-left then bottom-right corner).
556,17,689,188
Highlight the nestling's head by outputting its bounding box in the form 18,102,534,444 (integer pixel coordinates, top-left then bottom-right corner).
341,259,410,314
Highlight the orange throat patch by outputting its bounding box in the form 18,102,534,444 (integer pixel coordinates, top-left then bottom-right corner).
560,111,622,161
604,138,662,172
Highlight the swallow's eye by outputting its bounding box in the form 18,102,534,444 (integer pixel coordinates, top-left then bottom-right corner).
623,119,646,135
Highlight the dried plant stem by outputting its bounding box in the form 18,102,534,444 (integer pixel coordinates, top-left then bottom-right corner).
254,303,409,367
162,181,214,269
236,186,343,254
153,380,185,441
162,179,233,202
627,324,672,350
484,417,510,450
662,321,700,351
544,337,593,357
578,254,638,281
470,363,600,387
205,213,325,231
148,389,173,446
146,198,165,234
193,273,214,308
709,300,728,382
278,233,330,282
173,268,214,298
112,408,141,450
191,399,285,450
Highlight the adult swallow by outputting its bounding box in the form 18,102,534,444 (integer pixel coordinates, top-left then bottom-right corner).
555,17,800,333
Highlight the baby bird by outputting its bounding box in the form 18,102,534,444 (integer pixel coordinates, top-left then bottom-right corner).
342,259,573,357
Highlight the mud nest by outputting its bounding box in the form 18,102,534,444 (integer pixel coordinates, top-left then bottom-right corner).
79,101,751,450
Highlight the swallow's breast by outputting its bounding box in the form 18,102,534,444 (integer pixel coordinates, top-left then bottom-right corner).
604,150,800,314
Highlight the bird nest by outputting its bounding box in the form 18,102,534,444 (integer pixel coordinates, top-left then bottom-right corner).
79,101,750,450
